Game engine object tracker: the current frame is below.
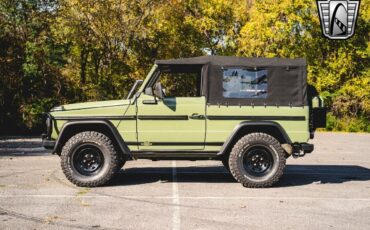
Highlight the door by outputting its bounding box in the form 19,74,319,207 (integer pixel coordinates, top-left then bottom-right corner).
137,67,206,150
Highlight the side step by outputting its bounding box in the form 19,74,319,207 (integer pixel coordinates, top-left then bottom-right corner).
131,151,219,160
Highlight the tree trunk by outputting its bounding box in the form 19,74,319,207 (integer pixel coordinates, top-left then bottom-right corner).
80,46,89,86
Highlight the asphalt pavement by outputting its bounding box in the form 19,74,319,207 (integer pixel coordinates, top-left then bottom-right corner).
0,132,369,230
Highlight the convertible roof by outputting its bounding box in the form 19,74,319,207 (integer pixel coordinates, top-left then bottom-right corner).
154,56,308,107
155,56,306,67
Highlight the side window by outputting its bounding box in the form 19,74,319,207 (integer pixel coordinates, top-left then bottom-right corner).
157,71,201,97
222,68,268,99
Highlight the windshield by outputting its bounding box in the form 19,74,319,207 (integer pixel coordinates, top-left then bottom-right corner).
126,80,143,99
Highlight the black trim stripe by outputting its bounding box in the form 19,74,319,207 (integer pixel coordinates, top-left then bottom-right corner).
137,115,189,120
205,142,224,146
53,115,190,121
126,142,137,145
206,116,305,121
53,115,304,121
127,142,224,146
131,151,218,154
53,116,136,120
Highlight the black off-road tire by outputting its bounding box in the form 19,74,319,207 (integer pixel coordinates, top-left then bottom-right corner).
229,133,286,188
60,131,120,187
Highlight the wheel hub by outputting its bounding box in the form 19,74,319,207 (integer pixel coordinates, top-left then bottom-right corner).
243,146,273,176
73,146,104,176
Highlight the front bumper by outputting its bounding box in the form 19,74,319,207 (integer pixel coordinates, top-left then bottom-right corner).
41,113,56,150
42,136,56,149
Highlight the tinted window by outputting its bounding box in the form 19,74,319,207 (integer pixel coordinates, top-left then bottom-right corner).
222,68,268,99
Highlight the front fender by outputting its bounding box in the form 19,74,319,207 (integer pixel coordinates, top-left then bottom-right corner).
52,120,131,156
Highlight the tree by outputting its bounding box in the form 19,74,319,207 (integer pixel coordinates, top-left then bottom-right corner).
0,0,369,133
236,0,369,131
0,0,65,133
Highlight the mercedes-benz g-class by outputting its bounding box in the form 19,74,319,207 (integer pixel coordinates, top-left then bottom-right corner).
42,56,326,188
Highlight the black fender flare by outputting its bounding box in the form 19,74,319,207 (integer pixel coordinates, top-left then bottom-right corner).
53,120,131,156
217,121,292,156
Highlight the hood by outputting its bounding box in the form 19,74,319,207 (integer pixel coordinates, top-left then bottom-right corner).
51,99,131,112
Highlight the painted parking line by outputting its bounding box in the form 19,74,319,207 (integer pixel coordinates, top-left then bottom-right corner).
172,161,180,230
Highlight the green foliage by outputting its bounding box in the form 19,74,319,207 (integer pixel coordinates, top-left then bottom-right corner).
21,97,59,129
326,113,370,133
0,0,369,134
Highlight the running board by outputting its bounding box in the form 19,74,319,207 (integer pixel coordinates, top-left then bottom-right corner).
131,151,219,160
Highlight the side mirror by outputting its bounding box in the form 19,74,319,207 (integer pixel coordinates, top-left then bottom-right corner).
144,87,154,96
153,82,164,99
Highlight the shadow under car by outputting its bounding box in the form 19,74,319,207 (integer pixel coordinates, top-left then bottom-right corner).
108,164,370,187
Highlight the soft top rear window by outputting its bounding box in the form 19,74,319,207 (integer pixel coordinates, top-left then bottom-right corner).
222,68,268,99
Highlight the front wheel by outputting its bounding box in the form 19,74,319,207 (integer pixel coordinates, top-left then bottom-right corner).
229,133,286,188
60,131,120,187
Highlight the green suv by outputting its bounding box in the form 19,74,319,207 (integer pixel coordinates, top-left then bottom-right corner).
42,56,326,188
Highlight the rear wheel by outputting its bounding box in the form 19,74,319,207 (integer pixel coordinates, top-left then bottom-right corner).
229,133,286,188
60,131,119,187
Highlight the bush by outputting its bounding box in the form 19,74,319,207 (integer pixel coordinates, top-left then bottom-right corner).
325,112,370,133
20,98,59,131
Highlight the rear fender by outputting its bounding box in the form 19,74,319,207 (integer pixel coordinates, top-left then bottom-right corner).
217,121,291,156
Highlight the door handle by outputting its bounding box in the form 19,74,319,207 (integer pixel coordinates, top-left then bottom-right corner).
142,100,157,105
190,113,204,119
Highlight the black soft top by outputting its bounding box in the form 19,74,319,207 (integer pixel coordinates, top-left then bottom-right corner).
155,56,308,107
155,56,306,67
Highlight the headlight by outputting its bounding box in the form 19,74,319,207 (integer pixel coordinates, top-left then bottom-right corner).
45,116,52,135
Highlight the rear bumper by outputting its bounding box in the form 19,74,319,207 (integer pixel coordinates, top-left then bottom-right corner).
293,143,314,154
301,143,314,153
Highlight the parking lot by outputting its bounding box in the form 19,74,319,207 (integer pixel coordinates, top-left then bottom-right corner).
0,132,369,230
